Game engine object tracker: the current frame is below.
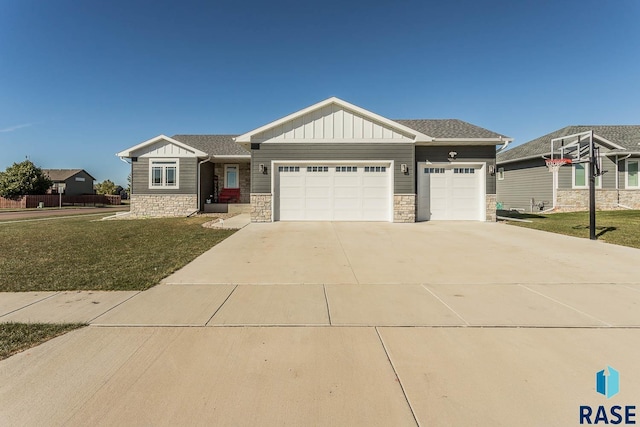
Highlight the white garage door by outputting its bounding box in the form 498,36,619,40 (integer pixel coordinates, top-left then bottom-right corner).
417,164,484,221
275,163,391,221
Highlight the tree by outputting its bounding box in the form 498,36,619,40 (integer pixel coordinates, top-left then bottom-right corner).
0,160,53,199
95,179,117,195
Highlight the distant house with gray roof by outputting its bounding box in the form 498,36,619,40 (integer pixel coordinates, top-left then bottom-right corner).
44,169,96,196
496,125,640,212
117,97,511,222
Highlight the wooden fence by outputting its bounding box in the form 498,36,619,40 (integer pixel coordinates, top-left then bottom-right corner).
0,194,121,209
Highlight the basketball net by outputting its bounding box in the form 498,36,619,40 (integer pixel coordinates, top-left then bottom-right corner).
545,158,572,173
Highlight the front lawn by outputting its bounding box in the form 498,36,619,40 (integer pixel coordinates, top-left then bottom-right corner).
501,210,640,249
0,323,85,360
0,216,235,291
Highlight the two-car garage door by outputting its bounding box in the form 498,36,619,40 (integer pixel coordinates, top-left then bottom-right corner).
275,163,392,221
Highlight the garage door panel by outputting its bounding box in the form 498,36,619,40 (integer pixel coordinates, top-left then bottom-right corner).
418,164,483,221
275,163,391,221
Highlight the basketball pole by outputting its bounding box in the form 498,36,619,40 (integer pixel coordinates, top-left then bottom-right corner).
589,130,596,240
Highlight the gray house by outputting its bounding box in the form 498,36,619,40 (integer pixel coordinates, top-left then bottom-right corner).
496,126,640,212
44,169,95,196
117,97,511,222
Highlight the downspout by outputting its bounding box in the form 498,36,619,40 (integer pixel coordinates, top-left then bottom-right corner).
496,137,511,153
197,157,212,213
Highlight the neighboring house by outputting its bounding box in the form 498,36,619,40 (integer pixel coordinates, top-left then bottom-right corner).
44,169,96,196
496,126,640,212
117,97,511,222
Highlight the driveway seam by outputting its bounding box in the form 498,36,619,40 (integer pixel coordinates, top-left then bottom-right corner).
205,285,238,326
518,284,612,327
375,327,420,427
331,222,360,284
322,284,332,325
421,285,470,326
88,291,143,324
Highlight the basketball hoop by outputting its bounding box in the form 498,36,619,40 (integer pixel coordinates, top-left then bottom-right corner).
545,158,572,173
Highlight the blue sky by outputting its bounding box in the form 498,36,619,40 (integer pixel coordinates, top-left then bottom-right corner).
1,0,638,186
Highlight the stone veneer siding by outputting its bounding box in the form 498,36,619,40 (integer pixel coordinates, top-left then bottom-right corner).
619,190,640,209
393,194,416,223
130,194,197,218
485,194,497,222
556,189,623,212
251,193,272,222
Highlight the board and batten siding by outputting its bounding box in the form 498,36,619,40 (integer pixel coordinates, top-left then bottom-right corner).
131,157,197,195
251,143,415,194
558,156,617,189
252,104,415,142
497,158,553,212
415,145,496,194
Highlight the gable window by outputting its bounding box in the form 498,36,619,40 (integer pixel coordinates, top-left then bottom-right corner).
497,167,504,180
573,163,600,189
627,160,639,188
149,159,179,188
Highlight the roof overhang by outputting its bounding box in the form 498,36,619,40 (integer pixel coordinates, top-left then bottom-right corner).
116,134,208,158
234,97,435,147
417,137,514,146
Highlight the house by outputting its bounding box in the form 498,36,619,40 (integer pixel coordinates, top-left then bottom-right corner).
496,126,640,212
43,169,96,196
117,97,512,222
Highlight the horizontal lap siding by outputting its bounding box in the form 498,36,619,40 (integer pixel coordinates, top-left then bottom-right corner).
415,145,496,194
132,157,197,195
497,159,552,211
251,143,415,194
559,156,617,189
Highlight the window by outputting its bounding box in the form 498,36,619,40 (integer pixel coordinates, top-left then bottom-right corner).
336,166,358,172
224,164,239,188
149,159,178,188
497,167,504,180
364,166,386,172
453,168,475,174
424,168,445,174
75,177,85,182
306,166,329,172
278,166,300,172
627,160,639,188
573,163,600,188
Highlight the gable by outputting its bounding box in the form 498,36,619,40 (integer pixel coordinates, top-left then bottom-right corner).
136,140,199,158
117,135,207,158
235,97,433,145
254,104,415,143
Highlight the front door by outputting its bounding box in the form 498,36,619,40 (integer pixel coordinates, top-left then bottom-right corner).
224,164,239,188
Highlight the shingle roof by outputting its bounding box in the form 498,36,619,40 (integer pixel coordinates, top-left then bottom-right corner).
497,125,640,163
171,135,249,157
395,119,509,139
43,169,94,181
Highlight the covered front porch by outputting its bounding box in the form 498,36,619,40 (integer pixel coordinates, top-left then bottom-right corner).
199,158,251,212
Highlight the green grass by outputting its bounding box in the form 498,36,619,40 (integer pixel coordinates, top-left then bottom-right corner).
501,210,640,248
0,216,235,291
0,323,85,360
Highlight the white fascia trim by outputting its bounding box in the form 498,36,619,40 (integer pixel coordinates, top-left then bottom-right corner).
234,97,434,143
116,134,208,158
418,139,511,146
258,139,415,144
497,153,551,165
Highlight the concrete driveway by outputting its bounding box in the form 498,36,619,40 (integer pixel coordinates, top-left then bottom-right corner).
2,221,640,426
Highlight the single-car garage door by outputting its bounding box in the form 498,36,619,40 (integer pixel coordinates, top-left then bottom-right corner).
417,163,484,221
275,163,392,221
